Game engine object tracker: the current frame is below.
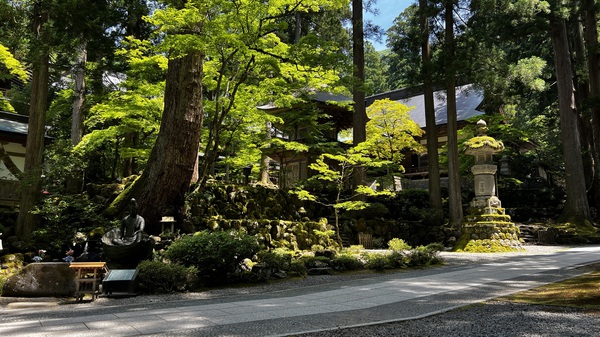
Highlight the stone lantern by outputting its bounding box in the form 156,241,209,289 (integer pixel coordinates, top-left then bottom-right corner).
465,120,503,209
455,120,522,252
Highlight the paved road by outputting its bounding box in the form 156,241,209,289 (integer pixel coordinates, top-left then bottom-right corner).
1,245,599,337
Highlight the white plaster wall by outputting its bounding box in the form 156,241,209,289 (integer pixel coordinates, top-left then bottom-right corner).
0,141,25,180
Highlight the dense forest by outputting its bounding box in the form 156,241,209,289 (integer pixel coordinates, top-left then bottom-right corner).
1,0,599,248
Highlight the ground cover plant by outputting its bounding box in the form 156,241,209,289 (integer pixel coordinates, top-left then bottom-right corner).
498,263,600,310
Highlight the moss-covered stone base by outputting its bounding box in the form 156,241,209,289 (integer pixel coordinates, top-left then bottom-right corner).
453,201,524,252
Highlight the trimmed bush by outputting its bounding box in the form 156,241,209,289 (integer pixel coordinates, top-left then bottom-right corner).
164,230,259,285
137,260,198,293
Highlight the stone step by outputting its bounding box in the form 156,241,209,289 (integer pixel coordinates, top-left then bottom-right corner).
6,301,60,309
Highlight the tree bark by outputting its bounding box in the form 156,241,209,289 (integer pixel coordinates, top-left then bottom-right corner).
445,0,463,227
583,0,600,212
0,144,23,178
352,0,367,188
122,52,204,231
16,2,50,240
568,2,594,198
67,40,87,193
420,0,442,211
550,16,591,221
260,121,272,184
70,41,86,146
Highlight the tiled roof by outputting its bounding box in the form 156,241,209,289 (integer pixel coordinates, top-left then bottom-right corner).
0,111,28,135
366,84,485,128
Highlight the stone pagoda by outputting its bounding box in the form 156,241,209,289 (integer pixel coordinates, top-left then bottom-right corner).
455,120,522,252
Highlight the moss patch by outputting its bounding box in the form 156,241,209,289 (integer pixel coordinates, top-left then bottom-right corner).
498,263,600,309
464,136,504,150
454,238,522,253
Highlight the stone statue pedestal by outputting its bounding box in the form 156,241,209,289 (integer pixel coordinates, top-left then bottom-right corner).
454,120,522,252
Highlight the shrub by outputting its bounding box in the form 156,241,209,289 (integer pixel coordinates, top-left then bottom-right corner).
164,230,259,285
30,194,113,257
406,243,443,267
344,245,364,254
256,248,294,272
289,260,308,276
330,255,364,271
365,253,390,271
385,250,408,269
388,238,411,251
0,254,24,296
137,260,198,293
298,255,331,269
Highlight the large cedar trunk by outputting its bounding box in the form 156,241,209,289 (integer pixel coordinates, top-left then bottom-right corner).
16,3,50,240
420,0,442,211
550,17,590,221
583,0,600,212
445,0,463,226
352,0,367,188
124,52,204,231
67,41,87,194
70,42,86,146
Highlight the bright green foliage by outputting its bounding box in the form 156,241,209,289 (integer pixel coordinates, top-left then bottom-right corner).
137,260,198,293
0,43,27,112
463,136,504,150
456,239,521,253
509,56,547,91
0,43,27,81
148,0,351,185
292,148,393,246
75,38,166,168
388,238,411,251
164,230,260,285
364,253,390,270
358,98,424,169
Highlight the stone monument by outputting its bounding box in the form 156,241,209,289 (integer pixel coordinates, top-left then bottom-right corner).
101,198,154,267
455,120,522,252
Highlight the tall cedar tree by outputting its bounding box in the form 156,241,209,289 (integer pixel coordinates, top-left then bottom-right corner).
444,0,463,226
352,0,367,187
550,13,590,221
124,52,204,229
17,1,50,239
420,0,442,210
583,0,600,211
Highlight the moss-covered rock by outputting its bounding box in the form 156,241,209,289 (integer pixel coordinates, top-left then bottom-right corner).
2,262,77,297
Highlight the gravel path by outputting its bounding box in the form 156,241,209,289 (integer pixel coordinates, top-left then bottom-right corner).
67,244,572,308
294,301,600,337
4,245,598,336
293,245,600,337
